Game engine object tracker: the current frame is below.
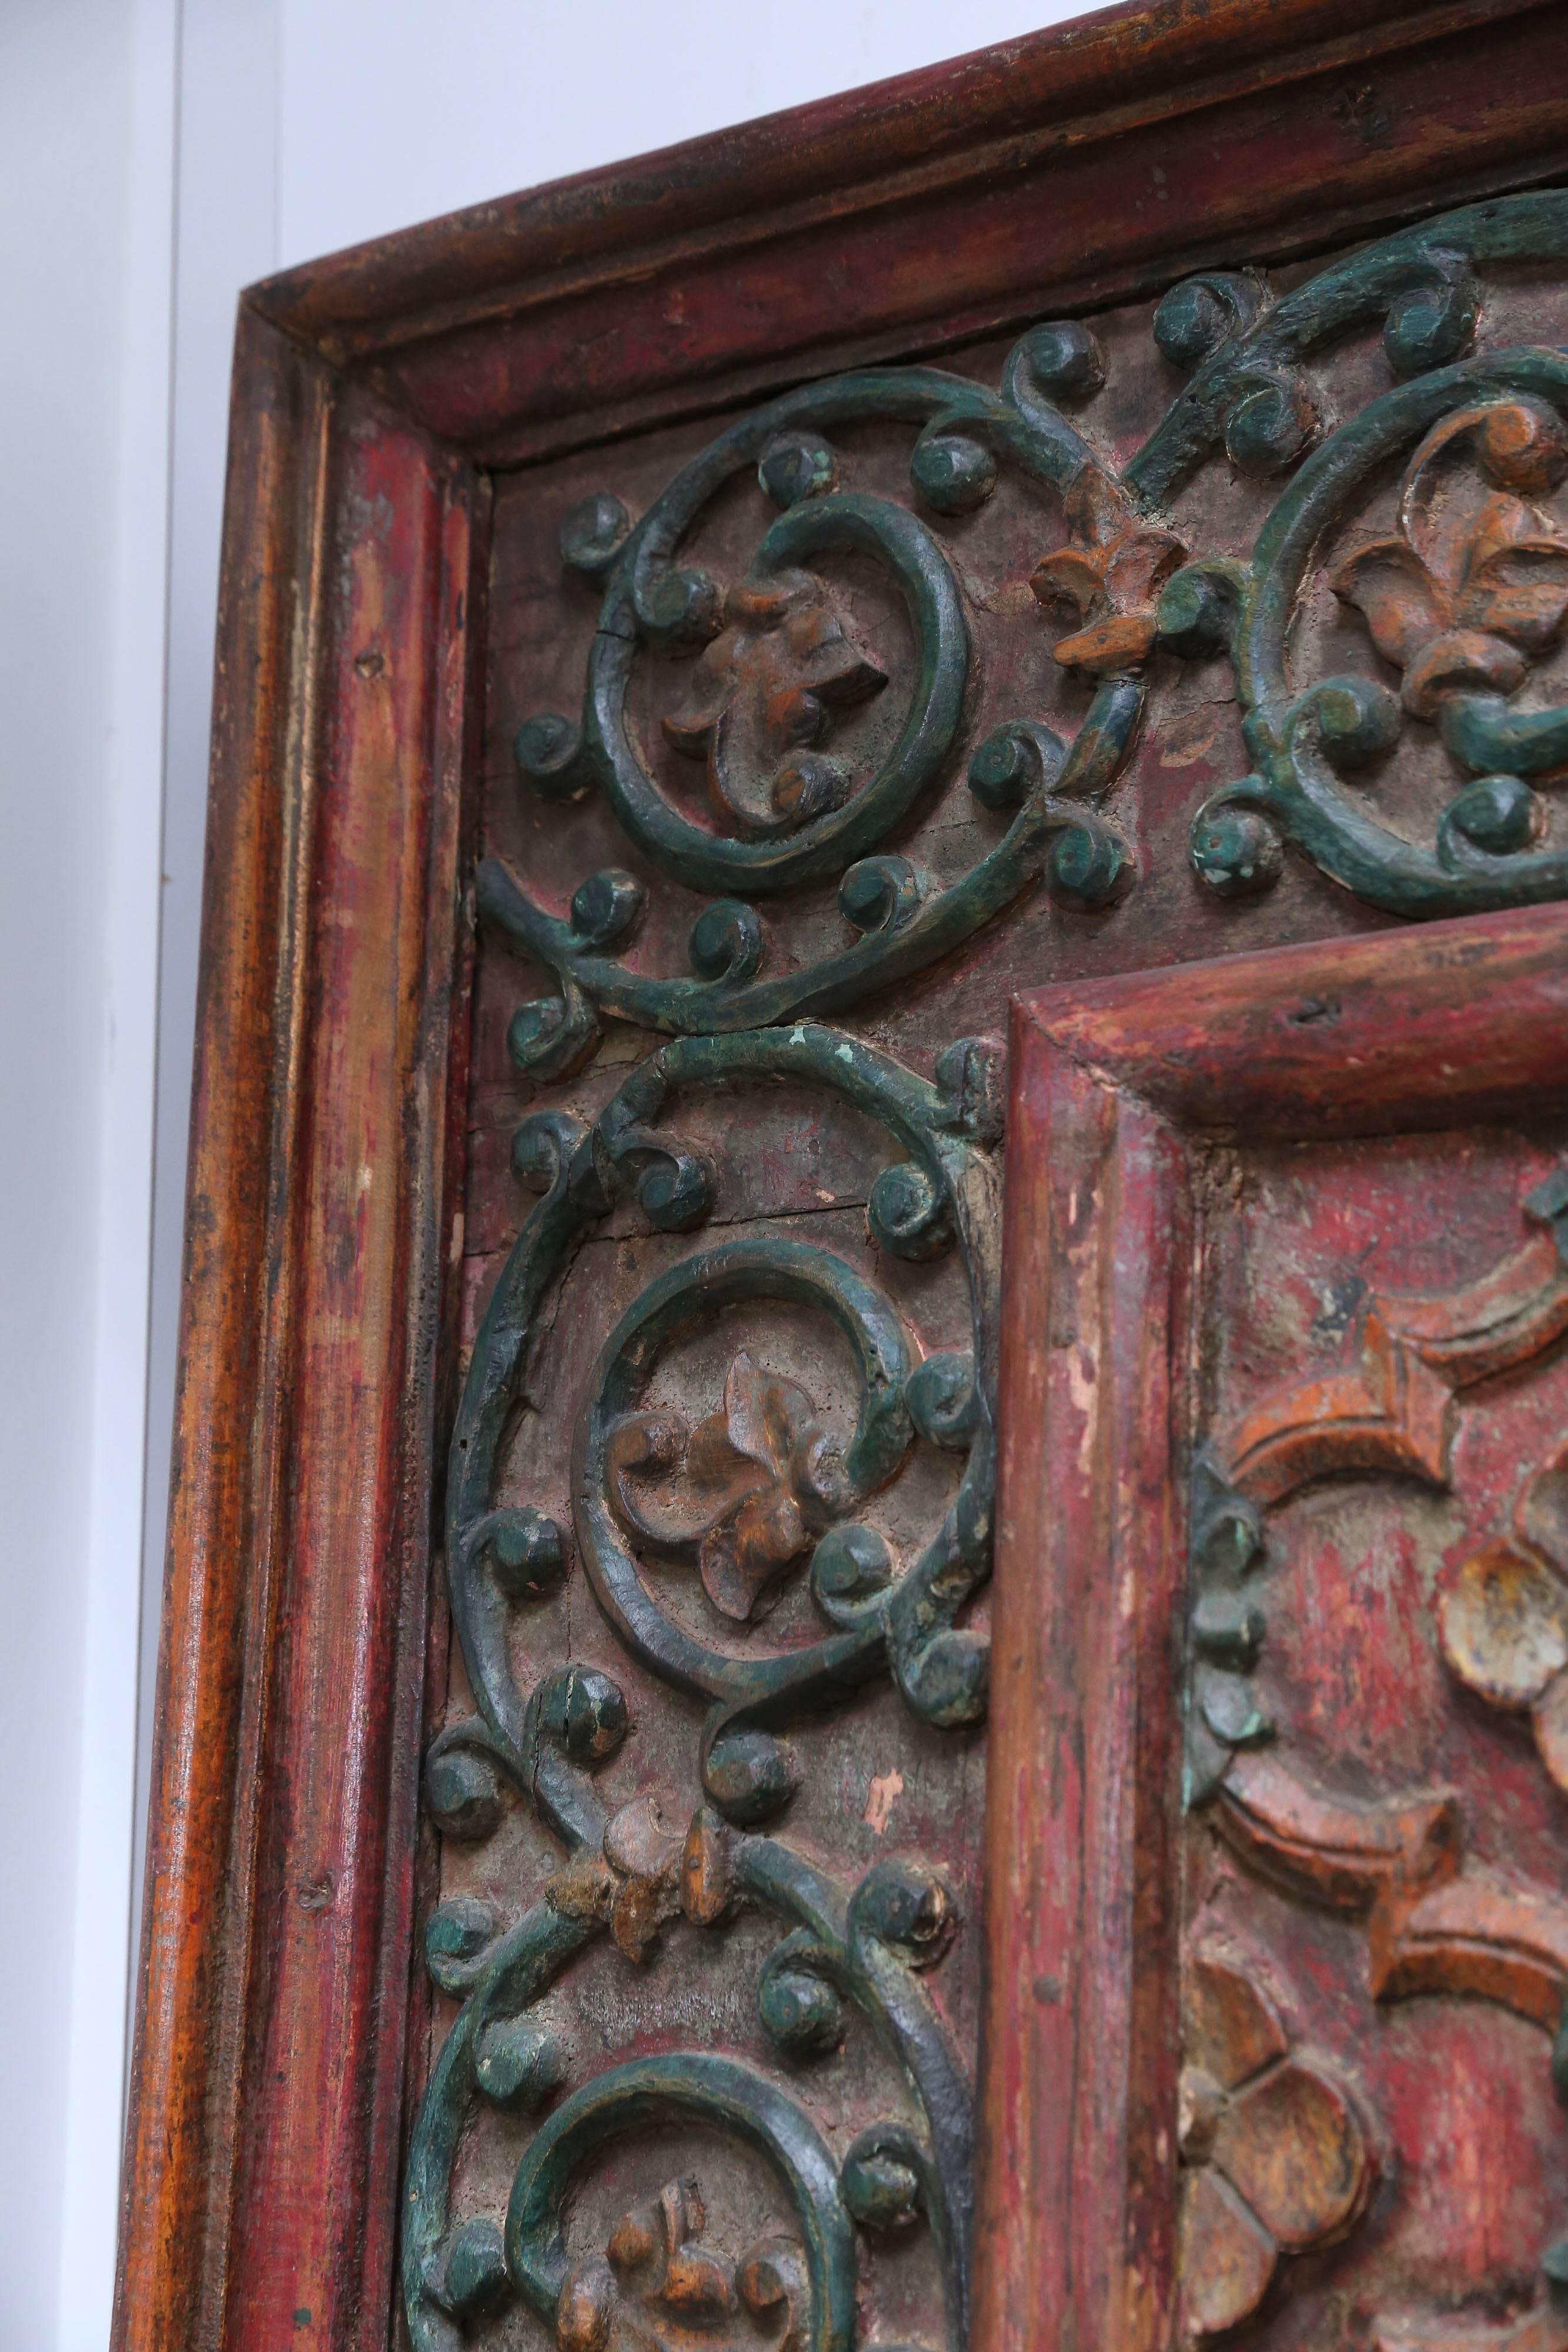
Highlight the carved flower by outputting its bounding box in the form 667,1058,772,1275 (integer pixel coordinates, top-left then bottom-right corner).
1179,1950,1370,2340
1031,478,1185,674
663,568,885,838
557,2179,807,2352
1334,422,1568,722
1440,1537,1568,1798
607,1351,832,1623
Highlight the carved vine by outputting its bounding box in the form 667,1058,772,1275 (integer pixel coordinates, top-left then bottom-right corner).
409,187,1568,2351
406,1024,995,2348
486,189,1568,1088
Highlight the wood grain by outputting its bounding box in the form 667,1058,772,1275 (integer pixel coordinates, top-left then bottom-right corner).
111,332,484,2352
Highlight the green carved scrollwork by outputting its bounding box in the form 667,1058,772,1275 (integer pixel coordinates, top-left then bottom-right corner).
404,1018,988,2349
443,1020,999,1829
490,329,1158,1074
1168,192,1568,917
407,188,1568,2352
403,1676,970,2350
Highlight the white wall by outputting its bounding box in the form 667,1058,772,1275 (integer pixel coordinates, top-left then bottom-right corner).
0,1,1090,2343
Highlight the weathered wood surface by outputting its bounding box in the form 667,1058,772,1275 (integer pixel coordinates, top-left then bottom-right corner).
112,333,484,2348
251,0,1568,464
115,4,1568,2347
991,906,1568,2352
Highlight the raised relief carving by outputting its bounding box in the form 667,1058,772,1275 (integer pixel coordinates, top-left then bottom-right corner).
487,191,1568,1094
556,2178,808,2352
1183,1158,1568,2342
405,1023,990,2350
1179,1949,1370,2341
412,188,1568,2352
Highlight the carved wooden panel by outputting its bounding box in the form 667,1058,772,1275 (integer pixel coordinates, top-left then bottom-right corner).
989,907,1568,2352
402,189,1568,2352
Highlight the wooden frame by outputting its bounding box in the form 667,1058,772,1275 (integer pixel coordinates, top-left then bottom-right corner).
982,903,1568,2352
114,4,1568,2345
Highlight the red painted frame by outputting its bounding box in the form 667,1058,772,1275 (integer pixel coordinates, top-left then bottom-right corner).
113,3,1568,2345
979,904,1568,2352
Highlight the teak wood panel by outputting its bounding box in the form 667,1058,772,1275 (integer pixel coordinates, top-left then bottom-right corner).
113,4,1568,2348
985,907,1568,2352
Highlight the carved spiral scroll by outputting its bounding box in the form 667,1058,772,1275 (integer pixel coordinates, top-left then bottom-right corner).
1187,349,1568,915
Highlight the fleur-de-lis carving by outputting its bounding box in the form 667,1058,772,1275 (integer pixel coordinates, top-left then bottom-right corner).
1179,1950,1370,2340
663,569,886,837
607,1351,833,1623
556,2178,808,2352
1031,477,1185,674
1333,397,1568,719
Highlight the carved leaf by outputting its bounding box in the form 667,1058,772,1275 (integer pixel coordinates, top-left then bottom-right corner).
663,569,885,837
1456,493,1568,651
1333,536,1450,667
1213,2059,1368,2250
1179,1943,1370,2337
1334,483,1568,717
1439,1539,1568,1709
1033,523,1185,674
1180,2164,1278,2338
603,1795,684,1962
610,1352,829,1623
1186,1954,1288,2093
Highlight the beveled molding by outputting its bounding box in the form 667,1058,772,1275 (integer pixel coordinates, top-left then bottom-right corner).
114,5,1568,2350
252,0,1568,463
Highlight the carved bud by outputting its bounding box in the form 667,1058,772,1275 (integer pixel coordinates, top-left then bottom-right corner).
842,2129,924,2231
1443,774,1540,857
555,1665,630,1765
1307,676,1402,773
758,432,837,508
680,1807,735,1925
868,1161,952,1261
810,1524,894,1622
1156,560,1245,661
902,1627,989,1729
704,1726,800,1824
486,1507,567,1602
1019,320,1106,405
559,492,633,578
424,1897,499,1995
967,718,1066,812
1152,272,1264,369
570,868,645,948
1383,257,1479,379
557,2257,616,2352
934,1034,1005,1144
1191,799,1284,899
757,1956,845,2056
444,2217,511,2323
515,711,592,801
424,1741,504,1841
1222,369,1318,476
910,431,998,514
474,2017,567,2112
905,1354,977,1448
852,1857,956,1968
688,898,765,983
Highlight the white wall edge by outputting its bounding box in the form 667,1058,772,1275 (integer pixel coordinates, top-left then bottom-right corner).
55,0,180,2341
